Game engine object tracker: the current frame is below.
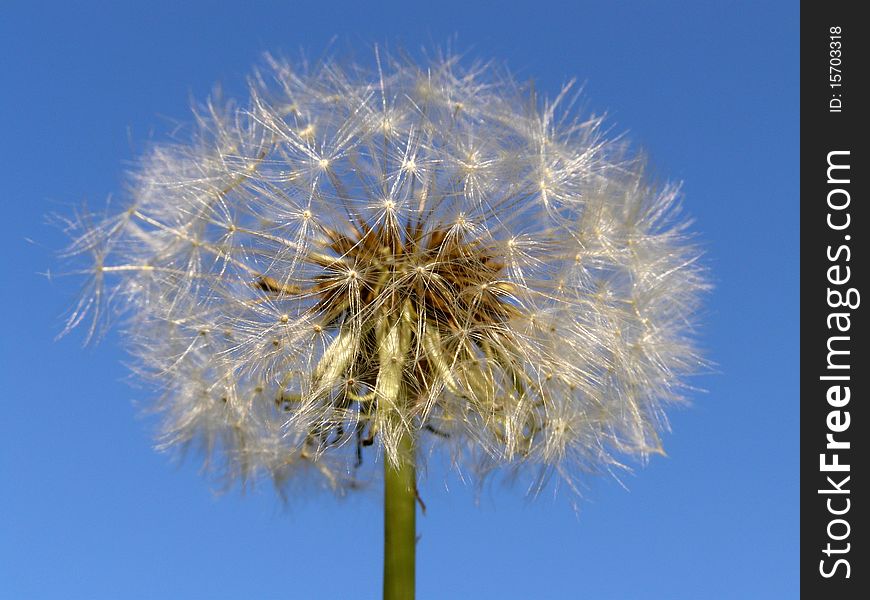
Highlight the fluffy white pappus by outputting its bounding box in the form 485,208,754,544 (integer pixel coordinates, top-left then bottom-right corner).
60,47,708,499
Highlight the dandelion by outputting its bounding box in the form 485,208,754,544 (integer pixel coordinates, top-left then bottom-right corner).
59,47,707,599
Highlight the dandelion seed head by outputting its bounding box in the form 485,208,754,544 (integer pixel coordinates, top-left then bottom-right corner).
60,47,707,499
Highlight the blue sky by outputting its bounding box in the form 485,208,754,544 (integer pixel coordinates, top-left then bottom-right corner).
1,2,798,598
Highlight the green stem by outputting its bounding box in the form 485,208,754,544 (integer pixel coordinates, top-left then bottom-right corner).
383,431,416,600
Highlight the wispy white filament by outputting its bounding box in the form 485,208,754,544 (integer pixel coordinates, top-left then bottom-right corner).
60,48,707,498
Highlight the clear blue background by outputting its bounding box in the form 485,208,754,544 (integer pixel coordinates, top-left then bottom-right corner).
1,2,798,598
